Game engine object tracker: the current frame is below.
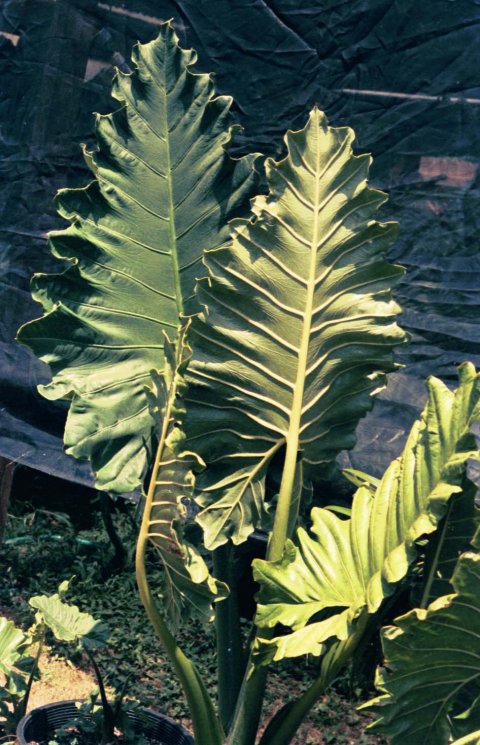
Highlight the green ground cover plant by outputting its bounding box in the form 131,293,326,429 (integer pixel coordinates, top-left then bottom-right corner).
0,578,122,744
16,21,480,745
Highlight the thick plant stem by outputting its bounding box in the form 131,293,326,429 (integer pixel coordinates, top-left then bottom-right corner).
226,407,308,744
228,142,324,745
136,359,223,745
225,661,269,745
213,544,245,732
226,448,301,744
227,389,311,744
259,614,370,745
136,532,223,745
267,434,300,561
99,492,126,569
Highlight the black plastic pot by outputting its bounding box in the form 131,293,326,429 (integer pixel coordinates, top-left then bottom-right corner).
16,700,195,744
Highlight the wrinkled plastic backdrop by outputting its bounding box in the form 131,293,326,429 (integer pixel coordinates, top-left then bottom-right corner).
1,0,479,486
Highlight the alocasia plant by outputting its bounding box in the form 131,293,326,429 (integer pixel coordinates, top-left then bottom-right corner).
0,581,110,742
362,546,480,744
17,21,480,745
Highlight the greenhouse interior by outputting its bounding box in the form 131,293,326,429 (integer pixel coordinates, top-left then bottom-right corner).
0,2,479,744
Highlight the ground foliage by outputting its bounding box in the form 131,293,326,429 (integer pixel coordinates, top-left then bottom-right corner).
0,491,386,744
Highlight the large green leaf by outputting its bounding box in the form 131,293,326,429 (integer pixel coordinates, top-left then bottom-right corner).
185,107,407,549
418,475,479,605
0,617,27,676
29,593,109,650
363,551,480,745
17,21,258,493
253,364,480,664
143,338,228,627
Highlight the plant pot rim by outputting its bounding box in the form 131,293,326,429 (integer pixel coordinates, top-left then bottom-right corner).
16,698,195,744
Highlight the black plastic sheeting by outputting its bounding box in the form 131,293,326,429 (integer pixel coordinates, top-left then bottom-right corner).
1,0,479,487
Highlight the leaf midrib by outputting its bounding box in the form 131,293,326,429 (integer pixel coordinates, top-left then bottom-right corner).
287,134,322,462
267,127,323,561
163,55,183,320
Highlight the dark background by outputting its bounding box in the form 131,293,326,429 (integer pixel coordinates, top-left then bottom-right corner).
1,0,479,487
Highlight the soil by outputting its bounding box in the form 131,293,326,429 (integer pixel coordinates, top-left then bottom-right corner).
27,656,97,711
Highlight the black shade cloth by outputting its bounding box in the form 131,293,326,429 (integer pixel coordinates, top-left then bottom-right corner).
1,0,479,486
